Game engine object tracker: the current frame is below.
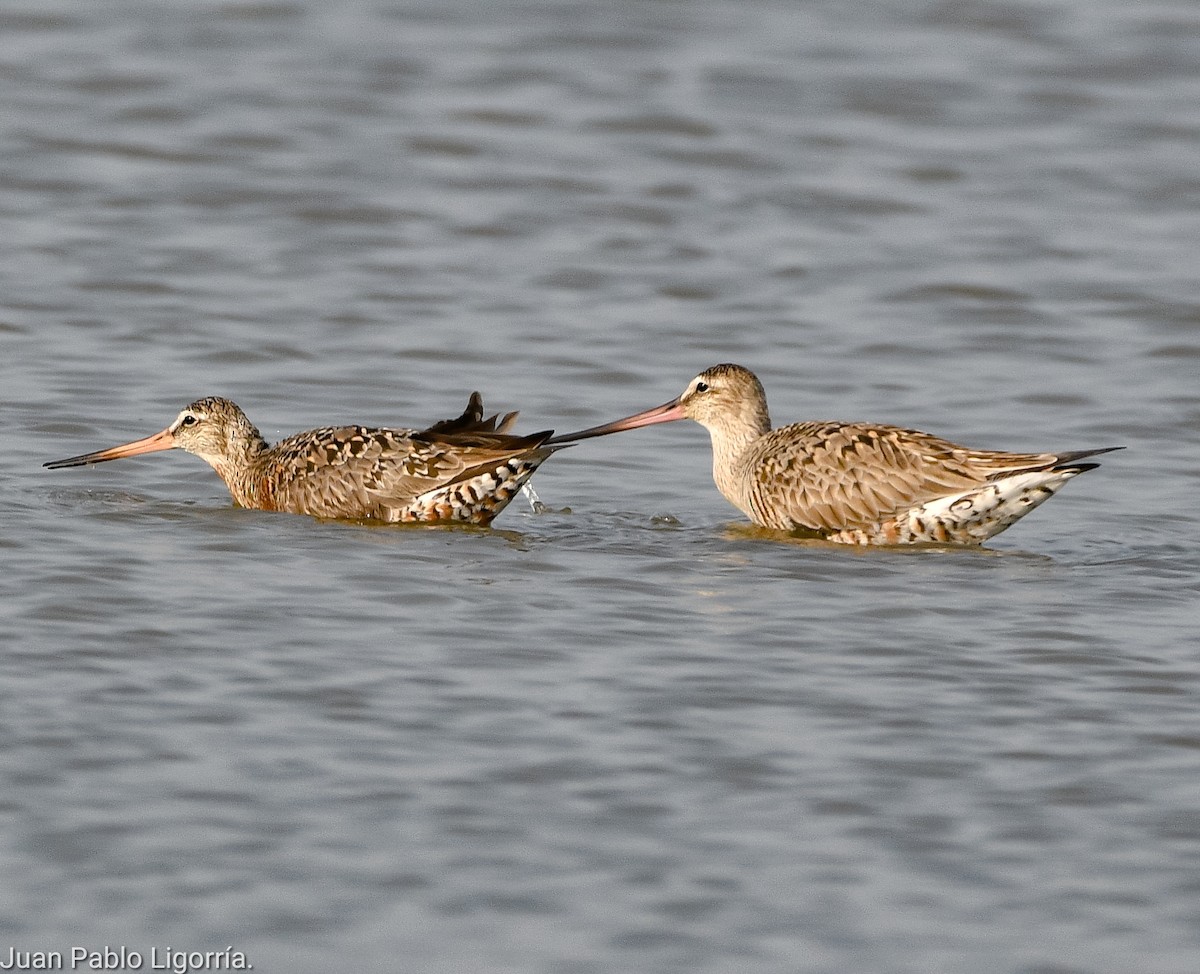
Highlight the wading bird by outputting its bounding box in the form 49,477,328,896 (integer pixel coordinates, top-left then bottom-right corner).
552,363,1118,545
46,392,560,525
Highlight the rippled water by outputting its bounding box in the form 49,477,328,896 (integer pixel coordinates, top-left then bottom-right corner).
3,1,1200,971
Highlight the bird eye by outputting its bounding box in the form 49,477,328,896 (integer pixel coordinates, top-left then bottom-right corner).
180,415,198,427
695,381,710,393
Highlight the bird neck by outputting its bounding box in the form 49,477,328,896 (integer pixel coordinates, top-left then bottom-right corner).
705,411,769,497
205,435,272,510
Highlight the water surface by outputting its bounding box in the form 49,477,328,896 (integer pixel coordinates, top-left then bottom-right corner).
3,1,1200,972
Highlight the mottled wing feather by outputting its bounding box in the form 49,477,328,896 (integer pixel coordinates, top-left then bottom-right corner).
265,425,553,519
263,426,415,517
743,421,1063,533
402,424,555,495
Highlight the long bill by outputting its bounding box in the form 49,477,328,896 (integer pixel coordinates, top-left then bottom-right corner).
44,427,177,469
548,397,687,445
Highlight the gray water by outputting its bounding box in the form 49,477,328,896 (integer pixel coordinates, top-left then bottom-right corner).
3,1,1200,971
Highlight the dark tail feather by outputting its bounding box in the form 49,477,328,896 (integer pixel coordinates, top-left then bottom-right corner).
423,393,524,438
423,392,484,435
415,424,567,452
1051,446,1124,470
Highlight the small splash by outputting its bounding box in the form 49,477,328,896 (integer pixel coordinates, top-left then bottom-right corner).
519,482,544,513
518,483,572,516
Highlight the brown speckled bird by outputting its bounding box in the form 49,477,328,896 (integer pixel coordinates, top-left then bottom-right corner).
45,393,560,525
553,363,1119,545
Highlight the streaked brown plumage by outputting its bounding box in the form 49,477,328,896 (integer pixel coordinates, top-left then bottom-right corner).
45,393,560,525
553,363,1120,545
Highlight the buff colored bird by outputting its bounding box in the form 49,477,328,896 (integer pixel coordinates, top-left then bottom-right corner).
45,392,560,525
553,363,1118,544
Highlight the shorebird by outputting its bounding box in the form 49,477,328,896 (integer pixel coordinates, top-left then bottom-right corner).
552,363,1119,545
45,393,560,525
